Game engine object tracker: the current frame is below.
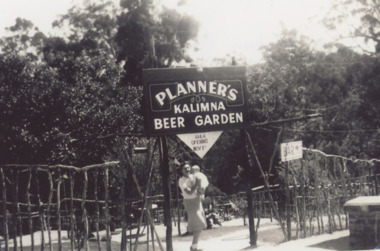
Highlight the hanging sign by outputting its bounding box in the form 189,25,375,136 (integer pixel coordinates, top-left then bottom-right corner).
280,141,303,162
142,67,249,136
177,131,223,159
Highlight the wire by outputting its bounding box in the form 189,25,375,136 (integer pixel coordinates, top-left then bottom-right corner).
303,147,380,164
285,128,379,134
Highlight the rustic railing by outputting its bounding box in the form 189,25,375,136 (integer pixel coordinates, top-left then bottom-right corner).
0,162,166,251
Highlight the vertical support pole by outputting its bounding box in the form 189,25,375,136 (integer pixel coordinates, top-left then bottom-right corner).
301,160,307,238
375,162,379,196
69,170,75,251
47,170,54,251
285,162,291,241
0,167,9,251
82,170,89,251
104,168,112,251
117,136,127,251
56,167,62,251
11,169,18,250
246,186,256,246
15,169,23,251
159,136,172,251
242,130,256,246
313,154,321,234
34,168,45,251
175,170,181,236
93,168,101,251
27,167,35,251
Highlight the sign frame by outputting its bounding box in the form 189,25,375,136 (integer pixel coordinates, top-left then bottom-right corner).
142,66,250,136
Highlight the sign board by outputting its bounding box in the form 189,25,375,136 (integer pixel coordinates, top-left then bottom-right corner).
177,131,223,159
142,67,249,136
280,141,303,162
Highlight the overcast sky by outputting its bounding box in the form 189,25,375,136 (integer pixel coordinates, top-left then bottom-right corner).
0,0,337,64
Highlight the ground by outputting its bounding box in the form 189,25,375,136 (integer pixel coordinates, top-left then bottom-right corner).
1,218,354,251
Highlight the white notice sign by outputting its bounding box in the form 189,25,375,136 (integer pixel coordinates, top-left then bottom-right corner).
177,131,223,159
280,141,303,162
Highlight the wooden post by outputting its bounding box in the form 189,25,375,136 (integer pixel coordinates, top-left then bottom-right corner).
375,162,379,195
117,136,128,251
35,168,46,251
93,169,101,251
313,154,322,234
244,130,288,241
47,170,54,251
0,167,9,251
246,187,256,246
104,168,112,251
285,162,291,240
301,160,307,238
27,167,35,251
11,169,18,250
242,130,257,246
69,170,75,251
289,163,299,239
159,136,173,251
175,170,181,236
16,169,23,251
82,170,89,251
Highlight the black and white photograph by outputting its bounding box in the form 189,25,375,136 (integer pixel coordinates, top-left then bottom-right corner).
1,0,380,250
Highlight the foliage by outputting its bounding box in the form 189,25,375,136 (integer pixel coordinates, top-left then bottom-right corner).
1,0,380,200
115,0,199,85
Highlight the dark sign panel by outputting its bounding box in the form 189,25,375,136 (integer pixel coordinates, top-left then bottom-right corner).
142,67,249,136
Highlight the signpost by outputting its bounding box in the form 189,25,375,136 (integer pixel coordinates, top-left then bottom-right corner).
142,67,248,251
280,140,303,240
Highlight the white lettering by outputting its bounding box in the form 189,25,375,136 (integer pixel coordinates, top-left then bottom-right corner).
228,89,238,101
155,92,166,106
177,83,188,96
154,117,185,130
209,81,217,94
166,88,177,100
217,83,228,97
194,113,243,126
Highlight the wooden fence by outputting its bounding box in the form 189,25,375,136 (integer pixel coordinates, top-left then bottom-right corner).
0,162,164,251
1,152,379,250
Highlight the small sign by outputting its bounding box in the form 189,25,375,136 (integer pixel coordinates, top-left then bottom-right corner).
280,141,303,162
177,131,223,159
142,67,249,136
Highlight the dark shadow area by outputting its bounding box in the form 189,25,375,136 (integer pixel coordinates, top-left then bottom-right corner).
308,236,351,250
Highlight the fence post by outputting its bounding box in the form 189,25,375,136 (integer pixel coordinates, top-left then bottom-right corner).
1,167,9,251
27,167,35,251
56,167,62,251
301,160,307,238
93,168,101,251
47,169,54,251
35,168,45,250
104,168,112,251
69,170,75,251
11,169,18,250
82,170,89,251
285,162,292,240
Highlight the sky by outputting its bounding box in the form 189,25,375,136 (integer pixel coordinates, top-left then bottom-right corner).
0,0,338,64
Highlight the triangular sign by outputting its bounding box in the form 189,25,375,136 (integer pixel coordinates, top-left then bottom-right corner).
177,131,223,159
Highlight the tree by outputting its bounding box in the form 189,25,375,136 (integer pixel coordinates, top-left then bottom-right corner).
323,0,380,158
115,0,199,85
324,0,380,54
